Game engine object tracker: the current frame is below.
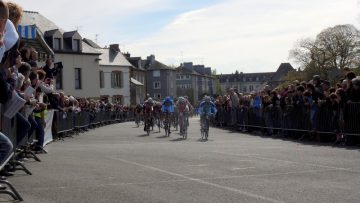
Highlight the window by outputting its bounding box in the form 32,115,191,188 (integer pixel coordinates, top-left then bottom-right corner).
249,85,254,91
154,81,161,89
243,77,246,82
256,77,259,81
53,38,61,50
111,71,123,88
176,75,180,80
56,68,63,89
243,86,247,92
99,71,104,88
73,39,80,52
74,68,82,89
186,75,191,79
249,77,252,82
153,70,160,77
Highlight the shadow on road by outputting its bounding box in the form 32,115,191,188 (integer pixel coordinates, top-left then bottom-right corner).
170,138,185,142
137,134,149,137
156,135,168,139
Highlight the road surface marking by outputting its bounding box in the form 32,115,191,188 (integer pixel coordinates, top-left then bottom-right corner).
213,151,360,173
231,167,256,171
109,156,285,203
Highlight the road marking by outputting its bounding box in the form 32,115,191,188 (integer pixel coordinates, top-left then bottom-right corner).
213,151,360,173
109,157,285,203
231,167,256,171
186,164,207,167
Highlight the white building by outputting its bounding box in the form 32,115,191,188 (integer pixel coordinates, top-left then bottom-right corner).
95,44,132,105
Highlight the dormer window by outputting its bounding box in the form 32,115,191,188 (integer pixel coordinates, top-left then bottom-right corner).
53,38,61,50
73,39,80,52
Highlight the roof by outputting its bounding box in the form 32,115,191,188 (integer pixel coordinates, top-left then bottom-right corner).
272,63,294,81
97,48,133,67
143,60,175,71
217,63,294,84
21,11,63,34
63,31,78,38
130,78,144,86
83,38,101,49
126,56,146,71
20,11,100,55
43,29,60,37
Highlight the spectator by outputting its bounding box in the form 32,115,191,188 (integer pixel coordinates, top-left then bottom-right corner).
6,1,22,27
0,0,14,176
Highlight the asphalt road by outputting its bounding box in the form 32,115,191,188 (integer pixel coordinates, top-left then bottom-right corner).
3,117,360,203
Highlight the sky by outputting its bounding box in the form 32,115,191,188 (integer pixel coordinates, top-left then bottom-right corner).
12,0,360,74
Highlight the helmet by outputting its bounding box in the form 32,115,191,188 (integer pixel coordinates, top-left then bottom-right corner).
178,96,185,103
146,98,153,104
165,96,172,103
204,96,211,102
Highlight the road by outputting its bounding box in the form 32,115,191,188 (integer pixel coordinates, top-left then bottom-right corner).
4,117,360,203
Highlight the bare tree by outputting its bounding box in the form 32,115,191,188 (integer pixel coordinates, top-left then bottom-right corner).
289,24,360,71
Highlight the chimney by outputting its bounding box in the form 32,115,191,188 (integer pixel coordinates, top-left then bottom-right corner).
123,52,130,58
147,55,155,64
109,44,120,52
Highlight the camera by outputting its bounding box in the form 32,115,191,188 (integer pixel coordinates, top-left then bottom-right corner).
54,62,63,70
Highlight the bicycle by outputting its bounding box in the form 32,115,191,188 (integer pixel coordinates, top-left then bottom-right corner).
135,114,141,127
201,114,210,140
179,112,188,139
163,112,171,137
144,115,152,136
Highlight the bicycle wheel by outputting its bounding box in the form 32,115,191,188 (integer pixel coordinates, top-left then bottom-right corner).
205,119,209,140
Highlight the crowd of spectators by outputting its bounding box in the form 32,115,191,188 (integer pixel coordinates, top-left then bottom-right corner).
0,0,132,184
214,68,360,145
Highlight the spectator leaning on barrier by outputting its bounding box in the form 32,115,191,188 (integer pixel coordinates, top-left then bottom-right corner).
0,0,14,173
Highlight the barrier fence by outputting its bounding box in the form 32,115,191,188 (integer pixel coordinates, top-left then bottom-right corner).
53,110,135,137
214,102,360,141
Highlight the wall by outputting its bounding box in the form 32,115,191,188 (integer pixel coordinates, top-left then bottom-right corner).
99,65,131,105
55,53,100,98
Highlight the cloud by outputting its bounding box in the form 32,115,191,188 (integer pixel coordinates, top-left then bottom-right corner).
127,0,359,73
11,0,360,73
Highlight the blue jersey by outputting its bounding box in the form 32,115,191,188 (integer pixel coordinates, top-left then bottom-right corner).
162,99,175,113
198,101,217,116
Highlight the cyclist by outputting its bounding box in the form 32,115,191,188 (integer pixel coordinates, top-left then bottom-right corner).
176,96,192,137
143,98,154,135
153,101,163,132
198,96,217,140
183,96,194,117
135,103,143,127
161,96,175,136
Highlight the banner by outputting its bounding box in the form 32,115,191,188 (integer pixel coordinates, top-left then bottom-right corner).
44,110,54,146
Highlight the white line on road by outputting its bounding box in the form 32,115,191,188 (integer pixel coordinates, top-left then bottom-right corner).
186,164,207,167
213,151,360,173
108,157,285,203
231,167,256,171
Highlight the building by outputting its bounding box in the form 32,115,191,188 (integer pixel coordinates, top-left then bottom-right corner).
21,11,101,98
17,24,54,62
143,55,177,100
218,63,294,93
83,40,132,104
176,62,214,103
124,53,146,105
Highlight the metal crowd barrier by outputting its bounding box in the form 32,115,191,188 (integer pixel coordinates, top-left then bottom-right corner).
53,109,135,136
214,103,360,137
